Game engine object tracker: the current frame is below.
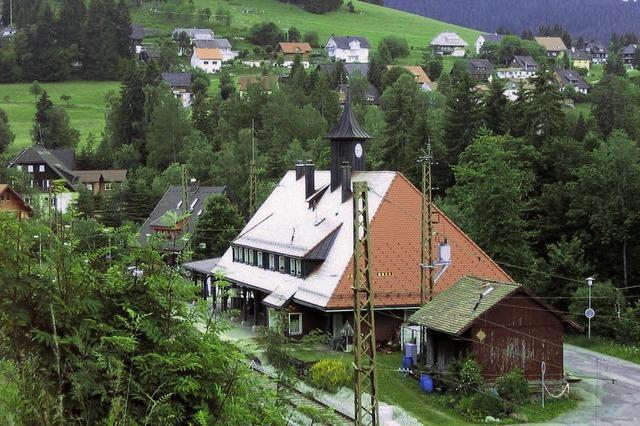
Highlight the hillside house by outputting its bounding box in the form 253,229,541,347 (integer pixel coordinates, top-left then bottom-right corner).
584,41,608,64
570,50,591,70
139,185,227,257
325,36,370,63
465,59,494,82
212,101,512,341
408,276,580,379
535,37,567,58
475,33,503,55
0,184,32,220
496,55,538,80
172,28,214,42
388,65,432,91
191,48,223,73
8,146,78,212
194,39,238,61
130,24,144,54
237,75,280,96
430,32,468,57
75,170,127,195
555,69,590,94
621,44,638,68
277,42,313,68
161,72,193,107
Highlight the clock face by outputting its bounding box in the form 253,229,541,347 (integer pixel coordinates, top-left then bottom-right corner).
354,143,363,158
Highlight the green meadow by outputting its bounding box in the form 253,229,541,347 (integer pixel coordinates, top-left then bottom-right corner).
0,81,120,153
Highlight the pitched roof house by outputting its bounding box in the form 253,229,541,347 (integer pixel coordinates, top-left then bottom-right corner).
277,42,313,68
535,37,567,57
555,69,590,94
0,184,33,220
621,44,638,67
430,32,468,57
190,48,223,73
584,41,608,64
475,33,504,54
496,55,539,80
213,101,512,341
387,65,432,91
75,170,128,194
326,36,370,63
193,38,238,61
570,49,592,70
466,59,494,82
409,276,580,379
139,185,227,254
162,72,193,108
172,28,214,41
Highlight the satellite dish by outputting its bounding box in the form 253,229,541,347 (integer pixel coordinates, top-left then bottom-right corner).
585,308,595,319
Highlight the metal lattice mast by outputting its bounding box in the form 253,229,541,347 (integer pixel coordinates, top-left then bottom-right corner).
249,119,258,216
419,144,434,360
352,181,379,426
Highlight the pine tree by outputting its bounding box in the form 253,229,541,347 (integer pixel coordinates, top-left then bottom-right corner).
33,91,53,144
193,195,245,258
573,113,586,141
483,78,508,134
57,0,86,48
82,0,119,79
0,108,15,153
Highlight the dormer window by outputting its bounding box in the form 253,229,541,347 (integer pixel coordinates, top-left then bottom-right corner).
248,249,254,265
269,254,275,270
279,256,285,273
289,259,296,276
244,248,249,264
257,251,263,267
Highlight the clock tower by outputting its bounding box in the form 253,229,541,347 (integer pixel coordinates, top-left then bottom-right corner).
325,98,371,192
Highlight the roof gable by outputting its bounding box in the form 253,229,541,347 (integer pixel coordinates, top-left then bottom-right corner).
0,184,33,215
431,32,468,47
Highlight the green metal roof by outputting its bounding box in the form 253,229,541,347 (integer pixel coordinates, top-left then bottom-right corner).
408,276,520,336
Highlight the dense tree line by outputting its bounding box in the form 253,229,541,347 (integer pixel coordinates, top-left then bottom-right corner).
0,0,132,82
386,0,640,42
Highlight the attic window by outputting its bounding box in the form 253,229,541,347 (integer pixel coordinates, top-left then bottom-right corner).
482,287,494,297
189,198,198,210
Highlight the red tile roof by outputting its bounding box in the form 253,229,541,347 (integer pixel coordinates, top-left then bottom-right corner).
327,173,512,309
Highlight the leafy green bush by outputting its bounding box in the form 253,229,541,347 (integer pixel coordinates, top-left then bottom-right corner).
459,392,508,421
495,369,529,405
309,359,351,393
458,358,483,396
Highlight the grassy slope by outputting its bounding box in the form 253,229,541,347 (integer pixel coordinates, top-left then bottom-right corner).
1,81,120,153
566,335,640,365
134,0,480,65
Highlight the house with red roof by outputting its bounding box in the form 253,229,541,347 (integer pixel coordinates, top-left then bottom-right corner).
213,101,512,343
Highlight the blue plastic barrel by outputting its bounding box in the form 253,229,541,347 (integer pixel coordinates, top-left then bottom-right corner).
420,374,434,393
402,356,413,369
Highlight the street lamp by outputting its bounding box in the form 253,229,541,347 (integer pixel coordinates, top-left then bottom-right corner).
585,277,595,340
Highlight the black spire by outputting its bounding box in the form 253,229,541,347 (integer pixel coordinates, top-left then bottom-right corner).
325,97,370,191
325,97,371,141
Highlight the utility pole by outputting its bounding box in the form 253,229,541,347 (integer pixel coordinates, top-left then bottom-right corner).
180,164,191,256
419,143,434,362
249,119,257,216
352,181,379,426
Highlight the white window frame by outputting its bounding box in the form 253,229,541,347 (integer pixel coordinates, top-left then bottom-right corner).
27,165,34,172
269,253,275,270
105,182,113,191
257,251,263,267
244,248,249,264
279,256,285,273
44,180,50,189
249,250,254,265
38,164,45,172
288,313,302,335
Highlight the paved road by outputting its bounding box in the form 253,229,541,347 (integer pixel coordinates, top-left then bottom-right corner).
552,344,640,425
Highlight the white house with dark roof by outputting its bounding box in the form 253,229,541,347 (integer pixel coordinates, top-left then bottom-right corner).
161,72,193,107
554,69,590,94
475,34,503,54
584,41,609,64
430,32,468,57
194,38,238,61
211,101,512,342
325,36,370,63
622,44,638,68
496,55,539,80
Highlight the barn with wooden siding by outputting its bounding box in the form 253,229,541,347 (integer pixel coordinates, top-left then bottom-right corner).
409,276,581,380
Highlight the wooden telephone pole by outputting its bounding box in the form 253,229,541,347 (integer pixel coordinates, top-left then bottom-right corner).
248,119,257,216
352,181,379,426
419,143,434,360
